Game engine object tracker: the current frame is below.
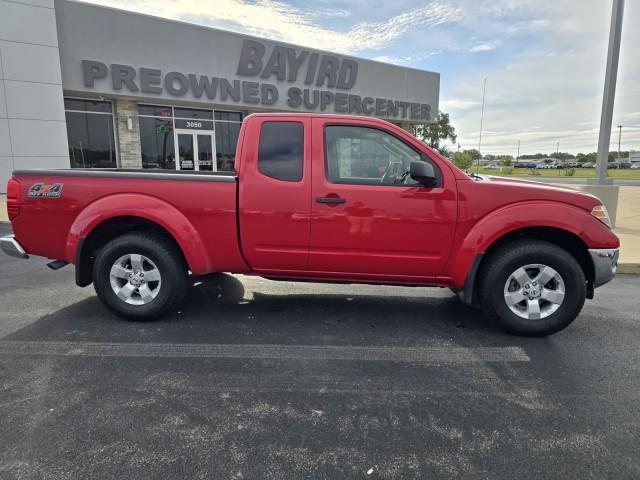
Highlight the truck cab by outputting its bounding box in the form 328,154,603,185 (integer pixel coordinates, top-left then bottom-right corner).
236,114,456,282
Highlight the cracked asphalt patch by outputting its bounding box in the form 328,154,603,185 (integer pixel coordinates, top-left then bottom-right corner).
1,224,639,479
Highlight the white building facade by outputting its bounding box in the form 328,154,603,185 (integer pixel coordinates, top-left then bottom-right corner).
0,0,440,192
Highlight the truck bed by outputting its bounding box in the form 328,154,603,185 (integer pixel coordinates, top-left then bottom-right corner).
10,168,247,276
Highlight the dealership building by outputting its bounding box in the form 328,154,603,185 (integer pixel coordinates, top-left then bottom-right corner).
0,0,440,192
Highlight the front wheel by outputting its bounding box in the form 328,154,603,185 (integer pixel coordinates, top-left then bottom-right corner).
93,233,188,321
479,240,586,336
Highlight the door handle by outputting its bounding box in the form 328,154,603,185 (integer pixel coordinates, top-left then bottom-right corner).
316,196,346,204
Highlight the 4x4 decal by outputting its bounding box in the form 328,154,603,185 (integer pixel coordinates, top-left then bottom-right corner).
28,183,63,198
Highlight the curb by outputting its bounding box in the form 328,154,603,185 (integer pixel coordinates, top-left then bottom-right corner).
618,263,640,275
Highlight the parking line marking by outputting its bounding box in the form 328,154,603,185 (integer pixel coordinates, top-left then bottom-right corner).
0,341,529,362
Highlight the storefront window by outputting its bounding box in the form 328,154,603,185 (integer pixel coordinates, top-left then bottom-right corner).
215,111,243,122
175,107,213,120
215,110,243,171
139,105,172,117
139,117,175,169
215,121,241,171
64,99,116,168
138,105,242,171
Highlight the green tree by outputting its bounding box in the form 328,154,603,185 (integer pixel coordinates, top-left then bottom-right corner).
499,155,513,167
412,112,457,156
463,149,482,161
450,151,473,171
555,152,575,160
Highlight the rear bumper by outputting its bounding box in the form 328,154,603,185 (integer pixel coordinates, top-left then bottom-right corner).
0,235,29,259
589,248,618,288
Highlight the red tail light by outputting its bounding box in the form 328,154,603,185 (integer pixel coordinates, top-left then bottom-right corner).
7,177,20,221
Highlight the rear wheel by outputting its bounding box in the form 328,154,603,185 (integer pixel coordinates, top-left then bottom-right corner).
479,240,586,336
93,233,188,321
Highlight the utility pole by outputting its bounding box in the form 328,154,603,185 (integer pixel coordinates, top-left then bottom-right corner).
592,0,625,185
617,124,623,159
475,78,487,174
516,140,520,166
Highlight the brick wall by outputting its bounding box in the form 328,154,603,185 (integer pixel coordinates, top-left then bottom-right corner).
115,99,142,168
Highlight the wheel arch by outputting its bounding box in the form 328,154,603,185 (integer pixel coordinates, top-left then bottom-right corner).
460,226,594,305
67,194,212,286
75,216,193,287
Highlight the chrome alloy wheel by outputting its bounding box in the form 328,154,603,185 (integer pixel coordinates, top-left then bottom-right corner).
109,254,161,305
503,264,565,320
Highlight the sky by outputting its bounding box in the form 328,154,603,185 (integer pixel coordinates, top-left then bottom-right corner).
86,0,640,156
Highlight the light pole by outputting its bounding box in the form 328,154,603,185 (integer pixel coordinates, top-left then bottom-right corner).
617,124,623,159
475,78,487,174
592,0,625,185
516,140,520,167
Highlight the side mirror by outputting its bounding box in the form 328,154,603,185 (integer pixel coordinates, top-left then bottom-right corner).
409,161,437,186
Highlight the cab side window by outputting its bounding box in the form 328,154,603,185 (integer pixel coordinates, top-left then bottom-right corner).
325,125,429,186
258,121,303,182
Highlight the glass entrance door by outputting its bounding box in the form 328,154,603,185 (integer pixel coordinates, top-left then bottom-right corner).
177,133,195,171
174,130,216,171
197,134,214,171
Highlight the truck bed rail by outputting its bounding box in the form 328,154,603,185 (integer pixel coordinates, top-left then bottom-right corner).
12,169,237,183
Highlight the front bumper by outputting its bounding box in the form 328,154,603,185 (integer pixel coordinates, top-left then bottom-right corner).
589,248,619,288
0,235,29,259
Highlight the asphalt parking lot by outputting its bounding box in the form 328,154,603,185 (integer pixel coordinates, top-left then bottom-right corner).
1,223,639,479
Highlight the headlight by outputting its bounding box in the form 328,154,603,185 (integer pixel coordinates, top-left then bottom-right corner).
591,204,612,229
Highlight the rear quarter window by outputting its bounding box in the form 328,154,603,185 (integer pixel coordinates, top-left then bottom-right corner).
258,121,303,182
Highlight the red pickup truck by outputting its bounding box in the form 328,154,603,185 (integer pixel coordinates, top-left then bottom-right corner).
2,113,619,336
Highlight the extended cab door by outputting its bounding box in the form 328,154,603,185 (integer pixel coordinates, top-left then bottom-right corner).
238,116,312,272
308,118,457,280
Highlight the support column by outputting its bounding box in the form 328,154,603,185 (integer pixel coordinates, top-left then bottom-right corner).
585,0,625,226
115,99,142,168
0,0,69,192
590,0,625,186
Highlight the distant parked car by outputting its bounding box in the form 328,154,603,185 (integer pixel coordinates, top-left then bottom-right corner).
514,163,528,168
618,161,631,169
608,161,619,169
631,163,640,169
567,161,579,168
484,164,500,170
526,162,538,169
545,162,562,169
582,162,595,168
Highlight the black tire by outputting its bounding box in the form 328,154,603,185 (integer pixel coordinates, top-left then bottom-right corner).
479,240,586,336
93,232,188,321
